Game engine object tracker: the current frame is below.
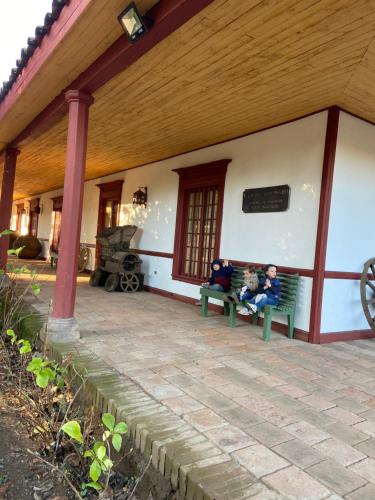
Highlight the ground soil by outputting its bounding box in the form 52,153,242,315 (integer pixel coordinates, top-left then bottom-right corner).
0,387,72,500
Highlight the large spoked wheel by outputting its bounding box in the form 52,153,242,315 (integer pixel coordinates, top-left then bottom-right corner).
119,273,140,293
104,273,120,292
78,245,90,272
360,257,375,332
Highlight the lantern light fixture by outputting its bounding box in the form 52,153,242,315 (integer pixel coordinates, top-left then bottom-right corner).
133,187,148,207
118,2,150,43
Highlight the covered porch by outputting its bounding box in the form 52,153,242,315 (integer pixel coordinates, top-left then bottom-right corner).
1,0,375,342
14,260,375,498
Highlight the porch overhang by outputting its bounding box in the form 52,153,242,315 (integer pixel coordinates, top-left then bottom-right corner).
2,0,375,199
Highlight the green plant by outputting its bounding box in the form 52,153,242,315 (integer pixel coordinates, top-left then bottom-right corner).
61,413,128,492
5,328,32,354
26,356,65,389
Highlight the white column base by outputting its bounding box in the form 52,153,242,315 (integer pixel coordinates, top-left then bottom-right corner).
46,317,80,343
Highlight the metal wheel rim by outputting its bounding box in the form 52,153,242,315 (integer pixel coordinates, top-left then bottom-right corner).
360,257,375,332
105,273,119,292
119,273,140,293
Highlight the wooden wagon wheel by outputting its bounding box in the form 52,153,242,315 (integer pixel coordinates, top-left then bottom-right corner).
119,273,140,293
104,273,119,292
360,257,375,332
78,245,90,272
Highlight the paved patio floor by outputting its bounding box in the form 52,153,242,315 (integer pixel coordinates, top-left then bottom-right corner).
18,261,375,498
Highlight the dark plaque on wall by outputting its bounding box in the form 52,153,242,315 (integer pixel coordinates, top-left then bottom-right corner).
242,185,290,213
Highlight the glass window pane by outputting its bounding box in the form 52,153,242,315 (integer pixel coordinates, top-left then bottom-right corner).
181,185,221,280
105,200,113,228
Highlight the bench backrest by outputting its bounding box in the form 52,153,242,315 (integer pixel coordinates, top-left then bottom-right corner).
229,266,299,308
277,272,300,308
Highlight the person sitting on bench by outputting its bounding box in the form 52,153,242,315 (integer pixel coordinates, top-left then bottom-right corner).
239,264,280,316
229,265,259,313
196,258,234,305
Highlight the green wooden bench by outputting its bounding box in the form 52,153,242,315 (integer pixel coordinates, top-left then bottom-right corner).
200,265,246,321
200,267,300,342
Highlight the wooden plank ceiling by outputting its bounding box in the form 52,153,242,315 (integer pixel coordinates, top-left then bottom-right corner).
0,0,158,151
8,0,375,199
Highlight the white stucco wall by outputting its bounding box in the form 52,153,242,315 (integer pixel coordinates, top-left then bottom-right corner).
14,112,328,333
118,112,327,332
321,279,370,332
321,112,375,333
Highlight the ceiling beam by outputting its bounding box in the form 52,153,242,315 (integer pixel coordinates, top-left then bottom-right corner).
8,0,215,151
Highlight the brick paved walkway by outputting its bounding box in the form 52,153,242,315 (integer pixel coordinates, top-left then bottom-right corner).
20,262,375,498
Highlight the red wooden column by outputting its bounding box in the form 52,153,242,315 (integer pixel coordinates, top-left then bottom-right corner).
0,147,20,270
309,106,340,343
51,90,93,338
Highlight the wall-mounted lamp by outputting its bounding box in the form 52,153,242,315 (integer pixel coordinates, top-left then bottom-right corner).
133,187,147,207
118,2,151,43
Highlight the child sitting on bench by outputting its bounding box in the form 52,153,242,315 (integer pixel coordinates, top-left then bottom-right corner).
196,258,234,305
230,265,259,305
239,264,280,316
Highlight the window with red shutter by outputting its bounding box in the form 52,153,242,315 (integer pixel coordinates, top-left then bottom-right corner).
172,159,230,285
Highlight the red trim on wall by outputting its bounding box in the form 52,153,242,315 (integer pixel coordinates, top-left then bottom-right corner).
144,284,196,305
324,271,363,280
172,159,230,284
338,108,375,128
51,195,63,211
128,251,314,278
96,179,124,194
309,106,340,344
131,249,173,259
96,180,123,265
320,330,375,343
143,284,309,342
229,260,314,278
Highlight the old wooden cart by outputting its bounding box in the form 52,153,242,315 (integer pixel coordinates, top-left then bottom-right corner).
89,225,143,293
361,258,375,331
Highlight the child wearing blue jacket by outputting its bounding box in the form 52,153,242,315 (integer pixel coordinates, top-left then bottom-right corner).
239,264,281,315
196,258,234,305
203,258,234,292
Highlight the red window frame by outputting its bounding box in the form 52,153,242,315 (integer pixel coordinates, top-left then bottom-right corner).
172,159,230,285
96,180,124,266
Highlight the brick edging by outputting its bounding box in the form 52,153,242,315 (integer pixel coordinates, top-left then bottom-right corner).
46,341,256,499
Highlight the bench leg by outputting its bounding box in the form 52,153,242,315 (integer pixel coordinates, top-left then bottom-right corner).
287,311,295,339
201,296,208,317
263,307,272,342
224,302,230,316
252,312,258,325
228,302,237,327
